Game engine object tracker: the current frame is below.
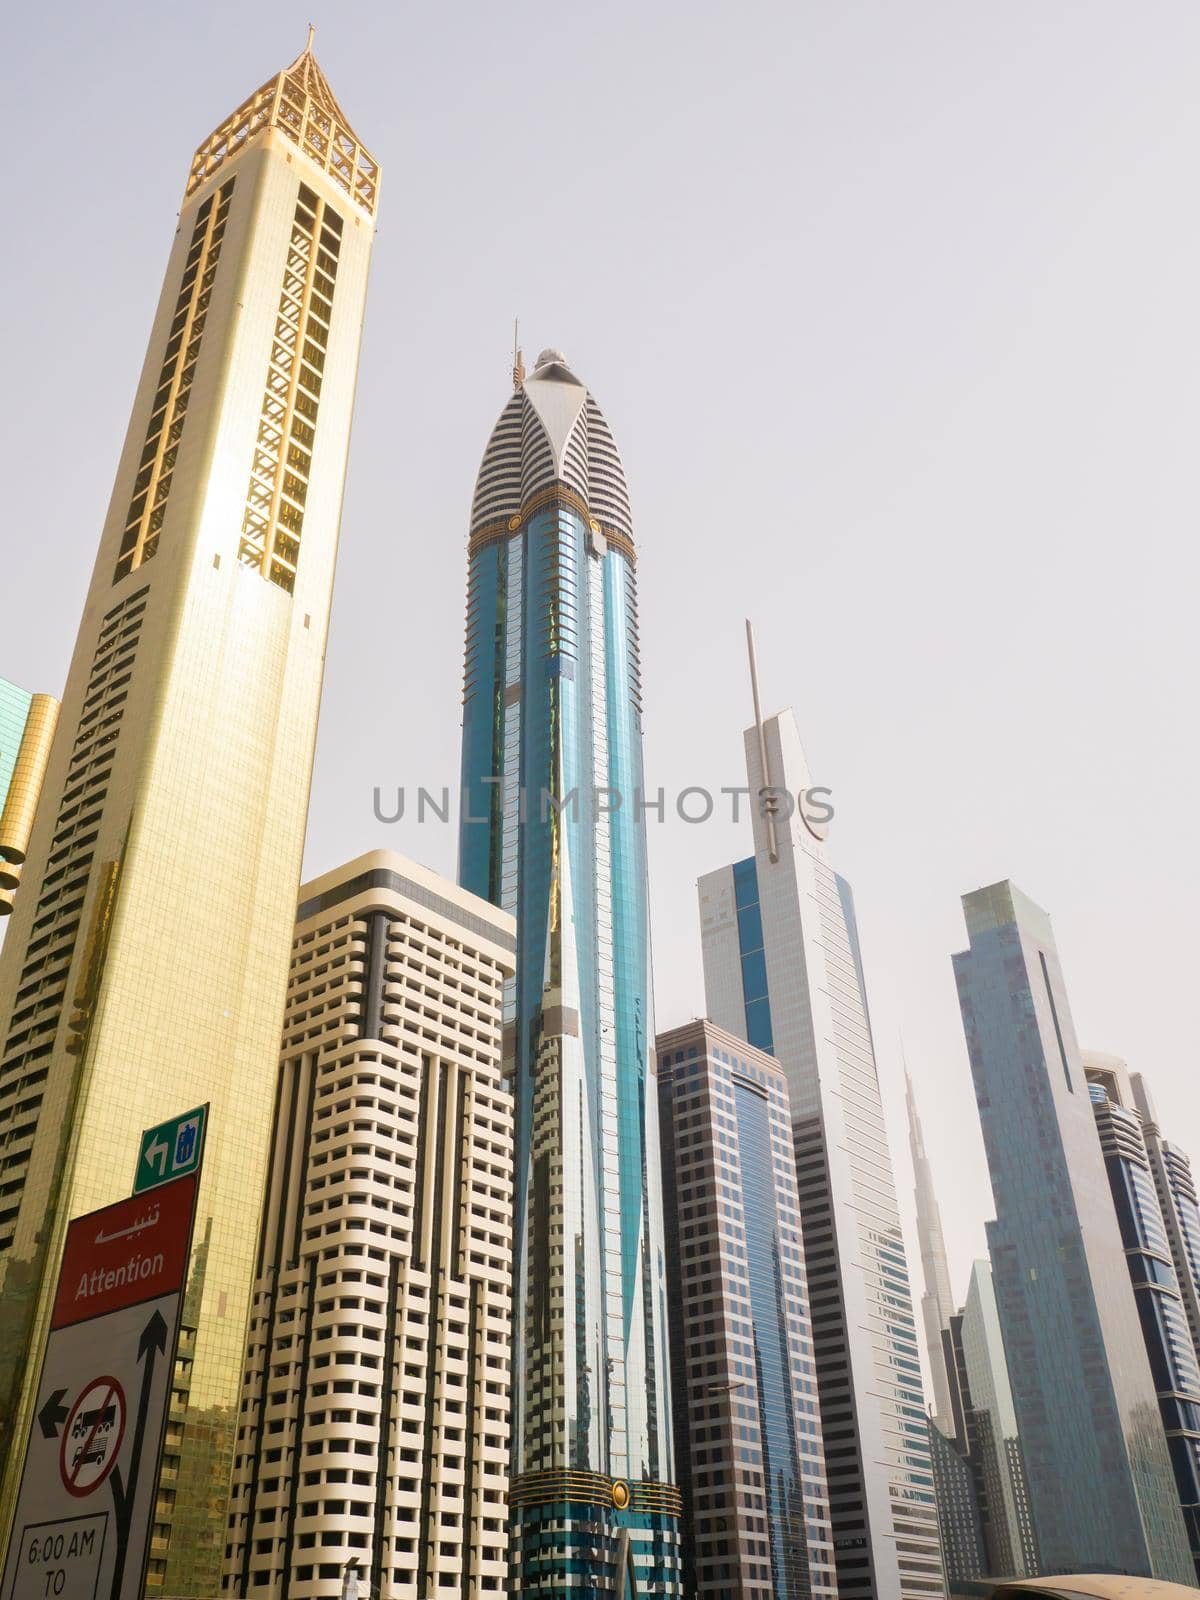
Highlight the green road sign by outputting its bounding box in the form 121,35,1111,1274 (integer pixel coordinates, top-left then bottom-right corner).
133,1105,208,1194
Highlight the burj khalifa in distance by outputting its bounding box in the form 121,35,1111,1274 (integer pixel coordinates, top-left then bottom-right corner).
458,347,681,1593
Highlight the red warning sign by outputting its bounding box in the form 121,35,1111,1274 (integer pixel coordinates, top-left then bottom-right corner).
51,1174,196,1329
3,1162,202,1600
59,1375,126,1497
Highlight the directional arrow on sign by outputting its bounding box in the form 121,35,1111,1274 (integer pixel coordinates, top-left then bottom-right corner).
37,1388,68,1440
137,1309,167,1367
143,1137,169,1178
109,1307,170,1600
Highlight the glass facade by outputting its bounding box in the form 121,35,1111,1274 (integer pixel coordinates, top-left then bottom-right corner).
458,353,679,1593
0,681,32,812
957,1262,1040,1578
732,857,773,1054
1085,1059,1200,1579
657,1021,835,1600
736,1077,824,1597
700,710,943,1600
927,1421,985,1589
1133,1072,1200,1393
952,882,1194,1582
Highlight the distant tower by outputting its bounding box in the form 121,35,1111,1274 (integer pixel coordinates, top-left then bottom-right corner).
458,349,680,1592
927,1421,986,1591
906,1067,957,1433
1083,1053,1200,1579
699,646,944,1600
0,41,379,1593
957,1261,1040,1579
0,679,59,917
224,853,516,1600
953,882,1193,1581
1131,1072,1200,1377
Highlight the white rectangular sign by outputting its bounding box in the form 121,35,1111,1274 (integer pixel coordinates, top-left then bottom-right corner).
2,1179,195,1600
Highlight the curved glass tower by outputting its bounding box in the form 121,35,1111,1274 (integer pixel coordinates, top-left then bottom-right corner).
459,349,680,1594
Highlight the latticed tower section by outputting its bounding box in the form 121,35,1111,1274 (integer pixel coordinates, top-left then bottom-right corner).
188,34,379,217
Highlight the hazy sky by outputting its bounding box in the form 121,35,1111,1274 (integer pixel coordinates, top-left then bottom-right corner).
4,1,1200,1331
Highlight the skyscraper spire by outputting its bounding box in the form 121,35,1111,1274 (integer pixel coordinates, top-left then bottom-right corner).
512,317,525,389
905,1060,957,1432
746,619,779,863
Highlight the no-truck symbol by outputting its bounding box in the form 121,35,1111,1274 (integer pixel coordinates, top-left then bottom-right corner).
59,1378,126,1498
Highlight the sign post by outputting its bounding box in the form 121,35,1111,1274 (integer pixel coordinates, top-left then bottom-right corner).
133,1105,207,1195
1,1174,198,1600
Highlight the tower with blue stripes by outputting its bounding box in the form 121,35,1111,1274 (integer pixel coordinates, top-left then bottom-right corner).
459,348,680,1594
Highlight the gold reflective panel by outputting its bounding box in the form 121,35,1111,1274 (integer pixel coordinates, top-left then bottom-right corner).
0,40,379,1597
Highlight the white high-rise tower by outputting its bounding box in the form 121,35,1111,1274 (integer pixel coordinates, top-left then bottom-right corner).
699,635,944,1600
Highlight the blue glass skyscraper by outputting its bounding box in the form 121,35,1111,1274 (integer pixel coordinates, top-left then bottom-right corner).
953,881,1193,1581
459,349,680,1594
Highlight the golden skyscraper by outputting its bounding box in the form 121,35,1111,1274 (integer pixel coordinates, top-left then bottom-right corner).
0,40,379,1594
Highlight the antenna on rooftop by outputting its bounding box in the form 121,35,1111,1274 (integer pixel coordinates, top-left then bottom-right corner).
512,319,525,390
746,620,779,864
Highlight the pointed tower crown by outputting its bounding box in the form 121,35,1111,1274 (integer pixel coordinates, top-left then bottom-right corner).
187,36,380,217
469,348,634,554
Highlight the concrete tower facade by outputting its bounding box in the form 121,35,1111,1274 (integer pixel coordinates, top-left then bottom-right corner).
223,854,516,1600
700,702,944,1600
0,680,59,918
0,43,379,1593
952,882,1193,1582
458,351,680,1592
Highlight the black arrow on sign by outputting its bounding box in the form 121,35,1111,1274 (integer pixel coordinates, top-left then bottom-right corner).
108,1308,169,1600
38,1388,68,1439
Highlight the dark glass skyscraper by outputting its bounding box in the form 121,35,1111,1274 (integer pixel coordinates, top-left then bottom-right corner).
927,1421,986,1591
956,1262,1040,1580
656,1019,836,1600
458,349,680,1593
953,881,1193,1581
